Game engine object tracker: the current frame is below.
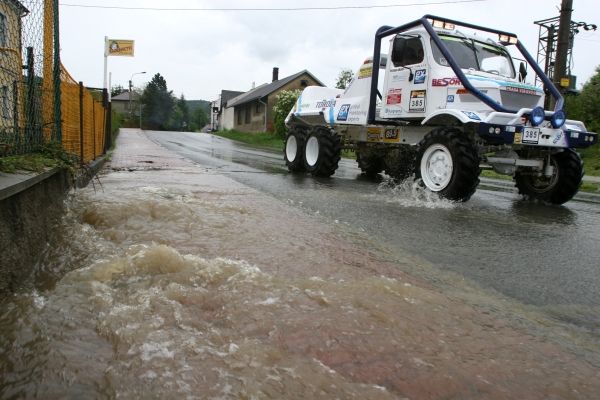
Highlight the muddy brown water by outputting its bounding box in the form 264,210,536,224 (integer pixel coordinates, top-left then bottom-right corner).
1,131,599,399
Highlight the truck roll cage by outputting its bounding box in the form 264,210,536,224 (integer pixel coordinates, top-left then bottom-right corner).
367,14,564,125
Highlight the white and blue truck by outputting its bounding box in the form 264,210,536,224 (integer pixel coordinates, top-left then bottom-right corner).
283,15,597,204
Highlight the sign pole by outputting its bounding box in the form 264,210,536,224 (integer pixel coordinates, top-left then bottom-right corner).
103,36,108,91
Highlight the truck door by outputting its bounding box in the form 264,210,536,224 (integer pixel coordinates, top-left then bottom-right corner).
381,35,428,120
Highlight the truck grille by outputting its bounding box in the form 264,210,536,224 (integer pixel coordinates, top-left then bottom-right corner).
500,90,541,110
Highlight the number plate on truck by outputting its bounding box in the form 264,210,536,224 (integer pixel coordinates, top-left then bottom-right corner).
522,127,540,144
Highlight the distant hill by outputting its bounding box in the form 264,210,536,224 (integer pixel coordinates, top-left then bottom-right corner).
186,100,211,115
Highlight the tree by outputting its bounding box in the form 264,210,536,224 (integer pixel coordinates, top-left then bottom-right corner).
272,89,301,138
168,94,191,131
111,84,126,97
192,107,208,131
565,66,600,134
335,69,355,89
140,73,174,130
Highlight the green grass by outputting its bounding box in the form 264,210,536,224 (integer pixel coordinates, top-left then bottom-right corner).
580,145,600,177
0,142,78,174
210,130,284,150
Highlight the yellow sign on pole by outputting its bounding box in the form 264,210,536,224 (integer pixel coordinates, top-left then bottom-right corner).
107,39,135,57
560,77,570,88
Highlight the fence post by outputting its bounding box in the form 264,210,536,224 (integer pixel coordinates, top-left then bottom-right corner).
79,81,84,165
53,0,62,143
103,88,111,153
25,46,35,148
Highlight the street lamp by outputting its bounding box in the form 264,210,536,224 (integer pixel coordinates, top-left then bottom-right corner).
129,71,146,121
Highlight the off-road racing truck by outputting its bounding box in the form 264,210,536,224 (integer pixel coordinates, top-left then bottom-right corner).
283,15,597,204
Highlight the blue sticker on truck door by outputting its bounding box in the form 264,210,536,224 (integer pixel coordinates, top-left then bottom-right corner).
414,69,427,84
337,104,351,121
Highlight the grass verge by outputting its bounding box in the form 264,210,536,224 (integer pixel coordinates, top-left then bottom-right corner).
0,142,78,174
210,130,283,150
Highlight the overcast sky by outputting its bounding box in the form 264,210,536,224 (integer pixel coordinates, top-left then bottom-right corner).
57,0,600,101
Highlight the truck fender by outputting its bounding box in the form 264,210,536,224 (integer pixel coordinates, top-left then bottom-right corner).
421,109,482,126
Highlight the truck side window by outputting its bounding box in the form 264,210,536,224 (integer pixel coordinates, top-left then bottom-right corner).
391,37,424,67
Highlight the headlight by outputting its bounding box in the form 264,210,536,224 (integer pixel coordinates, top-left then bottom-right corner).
530,106,545,126
551,110,566,129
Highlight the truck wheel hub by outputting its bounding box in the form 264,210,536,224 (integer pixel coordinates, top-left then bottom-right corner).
286,135,298,162
421,144,453,191
305,136,320,167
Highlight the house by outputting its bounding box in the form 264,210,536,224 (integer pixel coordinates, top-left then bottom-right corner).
211,90,244,131
225,68,324,133
111,91,141,117
0,0,28,131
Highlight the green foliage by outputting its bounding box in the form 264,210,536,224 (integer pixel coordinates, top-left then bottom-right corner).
141,73,175,130
192,107,209,131
167,94,191,131
335,69,355,89
111,84,126,97
564,66,600,176
211,130,282,150
0,141,78,174
272,89,301,138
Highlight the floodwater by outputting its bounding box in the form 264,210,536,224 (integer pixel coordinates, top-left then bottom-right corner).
2,130,600,399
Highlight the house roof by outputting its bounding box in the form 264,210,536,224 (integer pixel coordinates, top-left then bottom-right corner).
112,91,139,101
226,70,324,108
220,90,244,109
8,0,29,16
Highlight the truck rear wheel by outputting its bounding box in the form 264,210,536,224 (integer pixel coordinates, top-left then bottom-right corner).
416,128,480,201
514,149,583,204
303,126,341,177
357,152,385,177
284,128,306,172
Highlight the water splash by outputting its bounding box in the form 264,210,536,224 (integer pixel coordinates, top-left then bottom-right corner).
374,176,457,209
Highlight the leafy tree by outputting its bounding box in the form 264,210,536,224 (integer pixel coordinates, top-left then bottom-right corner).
565,66,600,134
272,89,301,138
140,73,174,130
335,69,355,89
111,84,126,97
192,107,208,131
168,94,191,131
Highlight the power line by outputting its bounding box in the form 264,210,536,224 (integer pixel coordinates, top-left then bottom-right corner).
57,0,488,12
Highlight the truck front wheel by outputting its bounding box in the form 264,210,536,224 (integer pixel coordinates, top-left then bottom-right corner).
303,126,341,177
416,128,480,201
514,149,583,204
284,128,306,172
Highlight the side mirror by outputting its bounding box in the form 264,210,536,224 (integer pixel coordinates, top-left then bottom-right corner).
519,62,527,82
391,38,406,67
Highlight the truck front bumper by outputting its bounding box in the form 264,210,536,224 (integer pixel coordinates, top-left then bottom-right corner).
477,123,597,149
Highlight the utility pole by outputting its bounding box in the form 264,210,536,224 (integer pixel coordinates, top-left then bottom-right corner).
553,0,573,95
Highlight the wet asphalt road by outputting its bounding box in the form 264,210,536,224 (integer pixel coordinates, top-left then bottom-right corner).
147,130,600,333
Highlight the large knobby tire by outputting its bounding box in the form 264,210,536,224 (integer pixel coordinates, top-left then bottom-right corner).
384,145,416,181
415,128,480,202
514,149,583,205
303,126,342,177
356,152,385,177
284,127,306,173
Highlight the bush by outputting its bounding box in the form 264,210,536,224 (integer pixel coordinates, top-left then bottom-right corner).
272,89,301,138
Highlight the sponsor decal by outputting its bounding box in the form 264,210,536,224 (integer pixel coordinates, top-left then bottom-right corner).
553,131,563,145
432,77,462,87
358,66,372,79
383,128,401,142
367,127,382,142
391,74,407,83
504,86,539,96
414,69,427,84
384,107,404,115
461,111,481,121
513,132,522,144
409,90,426,112
316,99,336,108
386,88,402,105
447,95,455,103
337,104,351,121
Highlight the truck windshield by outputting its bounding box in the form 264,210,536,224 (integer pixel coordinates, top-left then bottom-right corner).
431,34,515,79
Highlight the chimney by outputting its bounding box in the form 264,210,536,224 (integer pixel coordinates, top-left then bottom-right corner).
272,67,279,82
252,81,255,89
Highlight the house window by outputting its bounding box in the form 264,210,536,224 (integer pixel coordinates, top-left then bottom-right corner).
1,86,9,119
255,102,261,115
245,105,251,124
237,108,242,125
300,79,308,87
0,13,6,47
